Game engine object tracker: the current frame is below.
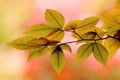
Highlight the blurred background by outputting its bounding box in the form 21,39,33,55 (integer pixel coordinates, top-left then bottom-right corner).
0,0,120,80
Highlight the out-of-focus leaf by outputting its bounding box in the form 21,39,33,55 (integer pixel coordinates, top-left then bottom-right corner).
104,38,120,58
64,20,81,30
47,30,64,41
77,43,93,61
24,24,58,37
10,36,34,50
60,44,72,52
28,46,48,61
51,47,65,73
101,10,120,35
27,37,49,47
45,9,65,28
93,42,108,65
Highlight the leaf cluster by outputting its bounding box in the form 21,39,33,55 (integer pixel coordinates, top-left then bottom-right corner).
10,9,120,73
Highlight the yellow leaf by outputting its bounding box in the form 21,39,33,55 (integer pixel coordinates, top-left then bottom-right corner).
27,37,49,47
93,42,108,65
24,24,58,37
60,44,72,52
28,46,48,61
45,9,65,28
104,38,120,58
64,20,81,30
51,46,65,73
77,43,93,61
47,30,64,41
9,36,34,50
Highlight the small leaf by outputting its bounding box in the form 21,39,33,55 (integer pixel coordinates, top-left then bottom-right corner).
48,40,59,45
24,24,58,37
51,47,65,73
45,9,65,28
47,30,64,41
60,44,72,52
28,46,48,61
27,37,49,47
9,36,34,50
47,29,59,37
64,20,81,30
77,43,93,61
104,38,120,58
93,42,108,65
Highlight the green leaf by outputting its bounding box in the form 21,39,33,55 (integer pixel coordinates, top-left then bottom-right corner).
45,9,65,28
104,38,120,58
9,36,34,50
64,20,81,30
77,43,93,61
60,44,72,52
28,46,48,61
51,47,65,73
77,17,99,29
47,30,64,41
93,42,108,65
24,24,58,37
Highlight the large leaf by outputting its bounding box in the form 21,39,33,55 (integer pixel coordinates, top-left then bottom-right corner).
104,38,120,58
10,36,34,50
77,43,93,61
51,47,65,73
64,20,81,30
24,24,58,37
93,42,108,65
47,30,64,41
28,46,48,61
45,9,65,28
60,44,72,52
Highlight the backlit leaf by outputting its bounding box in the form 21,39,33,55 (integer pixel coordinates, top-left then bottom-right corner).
101,10,120,35
104,38,120,58
77,17,99,29
77,43,93,61
10,36,34,50
45,9,65,28
47,30,64,41
64,20,81,30
51,47,65,73
28,46,48,61
60,44,72,52
24,24,58,37
27,37,49,47
93,42,108,65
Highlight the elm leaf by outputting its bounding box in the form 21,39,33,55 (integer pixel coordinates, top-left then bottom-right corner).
28,46,48,61
64,20,81,30
77,43,93,61
10,36,34,50
27,37,49,47
24,24,58,37
60,44,72,52
104,38,120,58
47,30,64,41
93,42,108,65
45,9,65,28
51,47,65,73
77,17,99,29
